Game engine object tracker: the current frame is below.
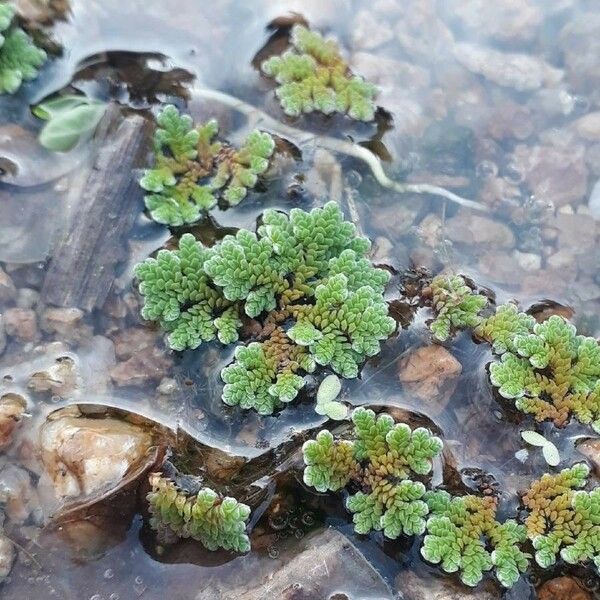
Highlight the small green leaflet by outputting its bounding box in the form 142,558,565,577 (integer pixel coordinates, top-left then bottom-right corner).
33,95,91,120
315,374,348,420
33,95,108,152
520,431,547,447
317,374,342,404
520,430,560,467
541,444,560,467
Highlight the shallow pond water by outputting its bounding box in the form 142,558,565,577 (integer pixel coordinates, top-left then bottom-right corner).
1,0,600,598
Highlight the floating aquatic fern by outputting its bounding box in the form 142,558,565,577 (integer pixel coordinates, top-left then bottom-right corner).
135,202,394,413
0,2,46,94
481,312,600,432
147,471,251,553
421,491,529,588
426,274,487,342
522,463,600,573
134,233,240,351
140,105,275,225
221,333,313,415
303,407,442,538
426,294,600,432
475,303,536,354
261,24,377,121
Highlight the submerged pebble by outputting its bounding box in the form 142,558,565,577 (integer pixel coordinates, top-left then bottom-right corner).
39,410,154,501
537,576,591,600
397,345,462,414
453,42,563,91
0,393,26,449
0,530,15,583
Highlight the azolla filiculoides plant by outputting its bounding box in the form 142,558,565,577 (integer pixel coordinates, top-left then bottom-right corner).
521,463,600,573
261,24,378,121
147,468,251,553
302,407,443,538
427,273,600,433
0,1,46,94
135,201,395,414
140,105,275,225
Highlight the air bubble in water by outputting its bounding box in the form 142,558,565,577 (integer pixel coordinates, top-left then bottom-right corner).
104,569,114,580
301,512,315,526
504,163,525,185
268,512,288,531
475,160,498,179
345,170,362,188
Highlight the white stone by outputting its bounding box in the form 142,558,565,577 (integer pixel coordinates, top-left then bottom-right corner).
588,179,600,220
453,42,563,91
513,250,542,271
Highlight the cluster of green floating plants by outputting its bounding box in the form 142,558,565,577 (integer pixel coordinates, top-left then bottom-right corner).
427,274,600,433
421,491,529,587
147,469,251,553
140,105,275,226
135,201,395,414
477,310,600,433
522,463,600,573
426,274,487,342
302,407,443,538
0,2,46,94
261,24,377,121
302,407,600,587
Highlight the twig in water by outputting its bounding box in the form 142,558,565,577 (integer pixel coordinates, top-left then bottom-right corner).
5,535,42,570
192,86,488,212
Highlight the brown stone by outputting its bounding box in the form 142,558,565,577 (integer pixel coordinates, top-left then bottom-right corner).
0,464,41,524
0,393,26,449
547,248,576,269
111,326,159,360
40,307,90,342
371,202,421,238
28,356,78,397
110,348,172,387
574,112,600,141
352,52,430,89
478,251,523,286
0,269,16,303
537,577,591,600
3,307,37,342
398,345,462,414
577,438,600,478
0,533,14,583
487,99,534,141
445,212,515,248
201,447,247,484
521,270,573,295
396,568,499,600
553,213,597,249
512,143,589,208
40,413,153,502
